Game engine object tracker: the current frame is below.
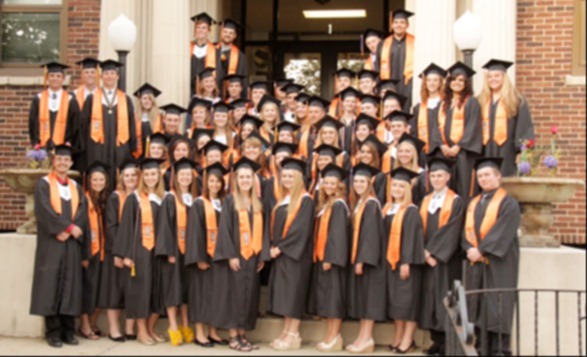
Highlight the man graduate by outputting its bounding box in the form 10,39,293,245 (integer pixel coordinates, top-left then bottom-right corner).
30,145,87,348
81,59,137,191
216,19,248,99
190,12,218,97
462,157,521,356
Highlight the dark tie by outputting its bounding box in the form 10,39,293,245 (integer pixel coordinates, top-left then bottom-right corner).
481,194,488,206
51,93,57,100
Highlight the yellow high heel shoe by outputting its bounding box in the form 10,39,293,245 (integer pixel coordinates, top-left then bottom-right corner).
179,326,194,344
168,328,184,346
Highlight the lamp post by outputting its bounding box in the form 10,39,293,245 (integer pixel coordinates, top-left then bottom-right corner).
108,14,137,92
454,10,482,68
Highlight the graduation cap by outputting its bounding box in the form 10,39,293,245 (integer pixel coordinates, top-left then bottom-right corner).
53,144,75,157
314,115,344,131
360,94,380,107
277,121,301,133
474,157,504,171
282,83,305,95
173,157,198,172
233,156,261,172
204,162,229,177
85,161,110,176
391,9,415,20
239,114,264,130
385,110,412,123
275,78,293,89
191,12,215,25
41,62,70,73
482,59,514,72
314,144,342,159
398,132,426,153
244,131,270,148
295,92,311,103
363,28,385,41
281,157,306,173
134,83,162,98
447,61,476,78
212,101,233,113
420,63,447,78
230,98,249,108
390,167,419,182
198,67,215,80
358,69,379,81
149,133,171,145
200,139,229,155
352,162,380,178
355,113,381,130
377,79,399,93
220,18,242,31
139,157,165,170
321,163,348,181
190,128,215,141
75,57,100,70
334,68,357,79
118,158,138,172
257,94,281,112
360,135,388,157
272,142,299,155
187,97,212,113
249,81,270,91
308,96,331,110
428,157,456,173
160,103,187,116
382,91,407,109
338,87,361,100
224,74,245,84
99,59,124,71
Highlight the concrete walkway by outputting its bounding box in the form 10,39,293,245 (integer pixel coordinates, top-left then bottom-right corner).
0,336,425,356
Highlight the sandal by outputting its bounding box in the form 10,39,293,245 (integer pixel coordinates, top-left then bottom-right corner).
239,335,259,350
78,328,99,340
91,327,103,337
228,337,253,353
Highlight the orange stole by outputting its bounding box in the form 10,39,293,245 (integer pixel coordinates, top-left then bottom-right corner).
139,193,155,251
364,56,374,70
438,97,468,145
39,90,69,147
238,208,263,260
314,202,334,262
86,193,105,261
482,99,508,146
218,44,240,75
380,33,415,84
299,127,311,158
281,193,308,239
465,188,507,248
381,203,410,270
172,192,188,255
417,101,430,153
201,198,219,258
48,172,79,220
190,41,217,68
115,191,127,221
420,190,456,233
351,197,377,264
90,89,130,146
75,87,86,110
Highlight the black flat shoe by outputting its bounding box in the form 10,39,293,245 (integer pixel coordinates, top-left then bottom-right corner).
108,334,126,342
396,341,417,354
125,334,137,341
62,336,79,346
387,344,399,352
425,343,440,355
210,337,229,346
195,339,214,348
47,338,63,348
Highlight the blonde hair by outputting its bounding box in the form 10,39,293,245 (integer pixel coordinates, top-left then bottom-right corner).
243,137,268,173
233,167,263,213
137,167,165,199
213,112,235,149
171,167,199,198
315,126,341,148
137,93,161,131
395,141,420,172
478,71,522,117
350,175,375,212
260,102,280,128
280,170,306,215
389,179,413,207
420,73,445,103
190,105,211,130
116,167,138,192
316,176,347,213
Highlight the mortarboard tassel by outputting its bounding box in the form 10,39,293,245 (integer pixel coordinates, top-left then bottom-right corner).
43,67,48,89
360,34,364,57
389,11,393,33
131,264,136,277
145,135,151,158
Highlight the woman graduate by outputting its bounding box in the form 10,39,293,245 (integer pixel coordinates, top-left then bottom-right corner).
80,162,110,341
383,167,425,354
350,114,380,166
186,97,212,133
276,121,300,144
258,94,281,145
103,159,139,341
268,157,316,351
307,164,351,353
210,157,268,352
113,157,166,346
478,59,535,177
308,144,344,202
346,163,386,354
155,158,199,346
132,83,163,159
357,135,389,204
417,157,465,356
185,162,229,347
164,135,194,191
196,67,222,104
262,142,298,224
394,133,429,206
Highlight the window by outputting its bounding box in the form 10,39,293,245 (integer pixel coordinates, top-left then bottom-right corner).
0,0,66,67
573,0,586,76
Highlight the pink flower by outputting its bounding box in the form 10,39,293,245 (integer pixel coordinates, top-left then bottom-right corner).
34,144,41,150
551,126,558,135
527,139,535,149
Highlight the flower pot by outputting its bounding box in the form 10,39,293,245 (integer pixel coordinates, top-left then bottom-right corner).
0,168,80,235
501,177,584,248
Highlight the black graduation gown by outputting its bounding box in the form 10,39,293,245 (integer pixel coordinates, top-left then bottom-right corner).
483,99,535,177
418,194,465,331
384,205,425,321
376,37,413,111
347,199,387,321
81,93,137,191
210,195,270,330
155,194,192,308
81,200,106,315
434,98,482,201
190,42,219,97
412,170,429,207
216,45,248,99
267,195,316,319
307,200,350,319
98,193,127,309
374,172,389,205
462,190,521,334
185,197,220,324
112,192,163,319
30,178,87,317
28,92,80,149
411,102,442,156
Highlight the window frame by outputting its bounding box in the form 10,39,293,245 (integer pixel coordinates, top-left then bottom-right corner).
572,0,586,76
0,0,68,71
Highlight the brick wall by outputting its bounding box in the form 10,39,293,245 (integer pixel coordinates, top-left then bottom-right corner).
0,0,101,231
517,0,586,245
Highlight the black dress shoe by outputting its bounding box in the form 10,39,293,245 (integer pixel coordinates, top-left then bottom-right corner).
425,343,440,355
125,334,137,341
47,338,63,348
194,339,214,348
109,334,126,342
61,336,79,346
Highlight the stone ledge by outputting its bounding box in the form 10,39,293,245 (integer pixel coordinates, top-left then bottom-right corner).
565,74,586,86
0,75,72,87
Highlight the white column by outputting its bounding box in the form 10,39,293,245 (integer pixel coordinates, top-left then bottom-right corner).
471,0,517,89
410,0,457,106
